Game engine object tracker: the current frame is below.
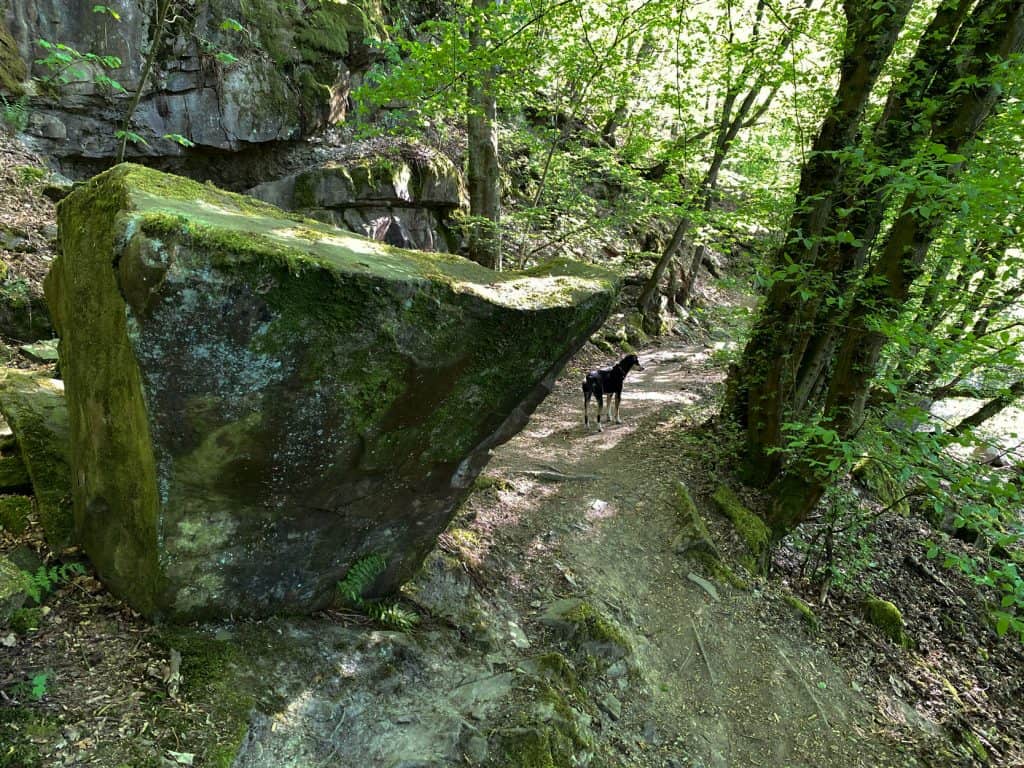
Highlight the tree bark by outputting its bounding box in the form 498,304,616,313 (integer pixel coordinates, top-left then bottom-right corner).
951,379,1024,436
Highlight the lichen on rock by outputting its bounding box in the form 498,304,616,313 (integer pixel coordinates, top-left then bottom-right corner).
45,164,618,621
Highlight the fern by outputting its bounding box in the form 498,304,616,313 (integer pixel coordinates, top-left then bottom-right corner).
337,553,386,604
365,602,420,631
336,555,418,631
23,562,85,604
1,93,30,132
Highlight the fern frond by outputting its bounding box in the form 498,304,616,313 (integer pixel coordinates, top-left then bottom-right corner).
336,554,387,605
366,602,420,631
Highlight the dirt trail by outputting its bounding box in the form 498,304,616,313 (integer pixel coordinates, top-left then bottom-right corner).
465,341,914,768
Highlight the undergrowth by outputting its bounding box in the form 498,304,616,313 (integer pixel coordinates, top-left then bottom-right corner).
336,554,419,631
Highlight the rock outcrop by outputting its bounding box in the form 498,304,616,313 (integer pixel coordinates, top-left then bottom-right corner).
249,141,468,252
45,164,617,620
2,0,381,177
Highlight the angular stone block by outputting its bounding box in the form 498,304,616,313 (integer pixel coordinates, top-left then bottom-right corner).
46,164,617,620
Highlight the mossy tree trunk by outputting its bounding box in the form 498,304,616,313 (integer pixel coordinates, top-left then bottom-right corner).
467,0,502,270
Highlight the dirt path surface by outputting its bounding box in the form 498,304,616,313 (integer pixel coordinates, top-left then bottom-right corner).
462,341,915,768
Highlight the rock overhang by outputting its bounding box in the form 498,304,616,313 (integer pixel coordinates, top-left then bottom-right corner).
46,164,619,621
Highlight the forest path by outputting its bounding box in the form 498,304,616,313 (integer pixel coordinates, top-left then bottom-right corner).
462,339,913,768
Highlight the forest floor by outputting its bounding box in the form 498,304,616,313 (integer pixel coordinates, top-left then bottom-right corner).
0,130,1022,767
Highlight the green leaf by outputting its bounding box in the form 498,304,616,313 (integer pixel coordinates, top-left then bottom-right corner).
995,613,1010,637
220,18,245,33
163,133,196,148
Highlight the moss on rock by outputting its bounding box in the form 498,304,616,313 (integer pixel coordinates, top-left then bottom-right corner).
712,485,770,571
540,599,632,677
0,20,26,96
0,494,32,534
9,605,42,634
784,595,819,632
671,480,719,558
0,554,31,625
46,164,618,620
862,597,911,647
0,372,74,550
852,457,909,516
0,452,30,490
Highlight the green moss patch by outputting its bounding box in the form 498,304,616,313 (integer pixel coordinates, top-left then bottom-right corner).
9,605,42,634
0,372,74,551
861,597,911,647
0,453,31,490
0,495,32,534
151,630,256,766
852,457,909,516
712,485,770,572
671,480,719,558
0,20,26,96
784,595,819,632
541,599,632,676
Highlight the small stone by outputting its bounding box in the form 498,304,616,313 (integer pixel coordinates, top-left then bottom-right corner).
507,620,531,649
600,693,622,721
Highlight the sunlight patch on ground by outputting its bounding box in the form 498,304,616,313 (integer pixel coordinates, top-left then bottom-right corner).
586,498,617,521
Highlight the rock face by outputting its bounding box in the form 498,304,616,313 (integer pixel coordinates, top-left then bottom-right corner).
249,141,468,252
2,0,380,176
45,164,617,620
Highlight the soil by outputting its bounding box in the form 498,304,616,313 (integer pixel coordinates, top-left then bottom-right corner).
0,131,1021,768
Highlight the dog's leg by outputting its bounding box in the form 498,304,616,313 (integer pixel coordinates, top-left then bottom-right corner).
596,392,604,431
614,392,622,424
584,391,590,426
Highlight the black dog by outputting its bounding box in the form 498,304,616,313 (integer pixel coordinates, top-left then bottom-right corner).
583,354,644,430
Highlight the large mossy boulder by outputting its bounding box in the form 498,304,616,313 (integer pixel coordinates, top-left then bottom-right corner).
45,164,617,621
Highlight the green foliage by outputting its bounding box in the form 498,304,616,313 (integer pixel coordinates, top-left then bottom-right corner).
9,606,42,634
16,165,46,186
21,562,85,605
336,554,419,631
0,93,29,132
336,552,386,604
115,129,148,147
34,38,126,94
92,5,122,21
163,133,196,148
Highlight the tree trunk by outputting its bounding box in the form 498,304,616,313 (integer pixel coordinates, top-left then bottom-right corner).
467,0,502,270
116,0,173,163
724,0,917,486
764,0,1024,531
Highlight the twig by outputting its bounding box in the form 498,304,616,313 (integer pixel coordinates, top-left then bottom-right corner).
691,619,716,686
516,469,601,482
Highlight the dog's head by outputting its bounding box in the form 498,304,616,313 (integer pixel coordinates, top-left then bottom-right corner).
622,354,644,372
